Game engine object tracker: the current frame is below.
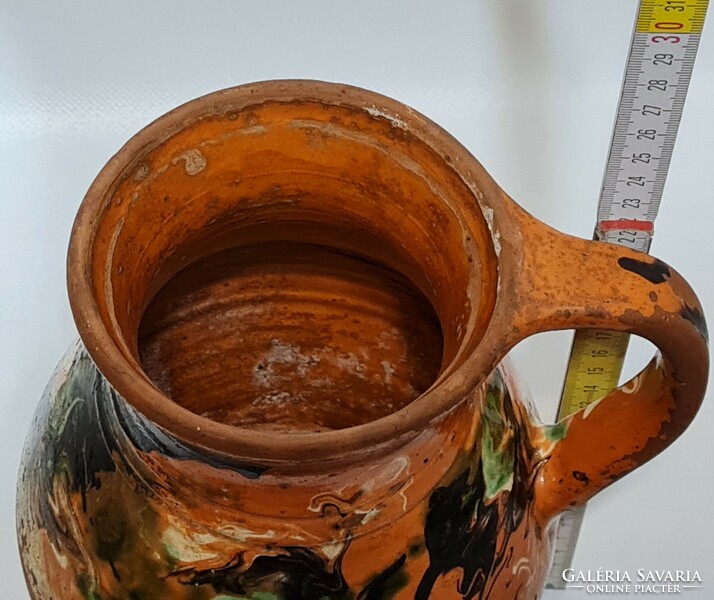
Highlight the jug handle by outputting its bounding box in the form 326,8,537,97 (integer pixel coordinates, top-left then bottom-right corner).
498,204,709,522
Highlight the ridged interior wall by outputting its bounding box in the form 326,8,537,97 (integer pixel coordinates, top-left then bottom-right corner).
85,98,497,429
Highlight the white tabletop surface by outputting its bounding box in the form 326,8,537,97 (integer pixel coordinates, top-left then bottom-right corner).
1,2,713,598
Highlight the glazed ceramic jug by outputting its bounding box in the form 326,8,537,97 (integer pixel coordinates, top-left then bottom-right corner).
17,81,708,600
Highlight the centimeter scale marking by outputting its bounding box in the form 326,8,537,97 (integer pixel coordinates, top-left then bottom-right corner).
546,0,708,589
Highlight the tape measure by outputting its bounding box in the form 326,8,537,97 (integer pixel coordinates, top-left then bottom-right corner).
546,0,708,589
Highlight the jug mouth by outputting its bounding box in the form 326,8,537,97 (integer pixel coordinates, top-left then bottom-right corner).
67,80,506,465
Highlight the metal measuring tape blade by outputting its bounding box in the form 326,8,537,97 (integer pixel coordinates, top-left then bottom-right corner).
546,0,708,589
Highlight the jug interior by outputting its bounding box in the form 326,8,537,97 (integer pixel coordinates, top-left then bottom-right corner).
138,240,443,432
80,90,498,436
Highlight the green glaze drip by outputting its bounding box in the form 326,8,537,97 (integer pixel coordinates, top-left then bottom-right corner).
76,573,101,600
162,539,181,565
480,378,515,499
543,421,568,442
481,431,514,499
407,538,426,557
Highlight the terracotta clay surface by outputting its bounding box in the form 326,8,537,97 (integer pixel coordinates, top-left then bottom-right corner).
138,241,444,431
17,81,708,600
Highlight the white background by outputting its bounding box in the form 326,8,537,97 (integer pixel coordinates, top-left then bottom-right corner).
1,2,712,598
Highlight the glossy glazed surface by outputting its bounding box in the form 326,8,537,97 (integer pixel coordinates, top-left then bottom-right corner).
18,343,557,599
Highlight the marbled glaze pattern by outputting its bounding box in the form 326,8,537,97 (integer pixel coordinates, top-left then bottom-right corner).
18,343,559,599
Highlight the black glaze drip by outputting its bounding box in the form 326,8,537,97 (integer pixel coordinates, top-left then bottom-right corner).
618,256,671,284
32,353,122,553
680,302,708,342
111,392,268,479
176,546,352,599
415,468,498,600
415,374,538,600
177,544,408,600
358,553,408,600
57,357,121,491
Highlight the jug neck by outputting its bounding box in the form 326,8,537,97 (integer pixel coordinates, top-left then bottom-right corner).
100,359,483,531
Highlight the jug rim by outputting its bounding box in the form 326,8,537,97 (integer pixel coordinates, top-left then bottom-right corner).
67,79,514,465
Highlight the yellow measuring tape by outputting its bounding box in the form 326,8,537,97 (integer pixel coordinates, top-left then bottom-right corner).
557,0,709,431
549,0,709,588
637,0,707,33
558,330,629,419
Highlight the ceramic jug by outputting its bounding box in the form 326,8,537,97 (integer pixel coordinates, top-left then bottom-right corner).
17,81,708,600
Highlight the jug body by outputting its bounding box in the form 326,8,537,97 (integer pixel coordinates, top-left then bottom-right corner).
18,342,556,599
